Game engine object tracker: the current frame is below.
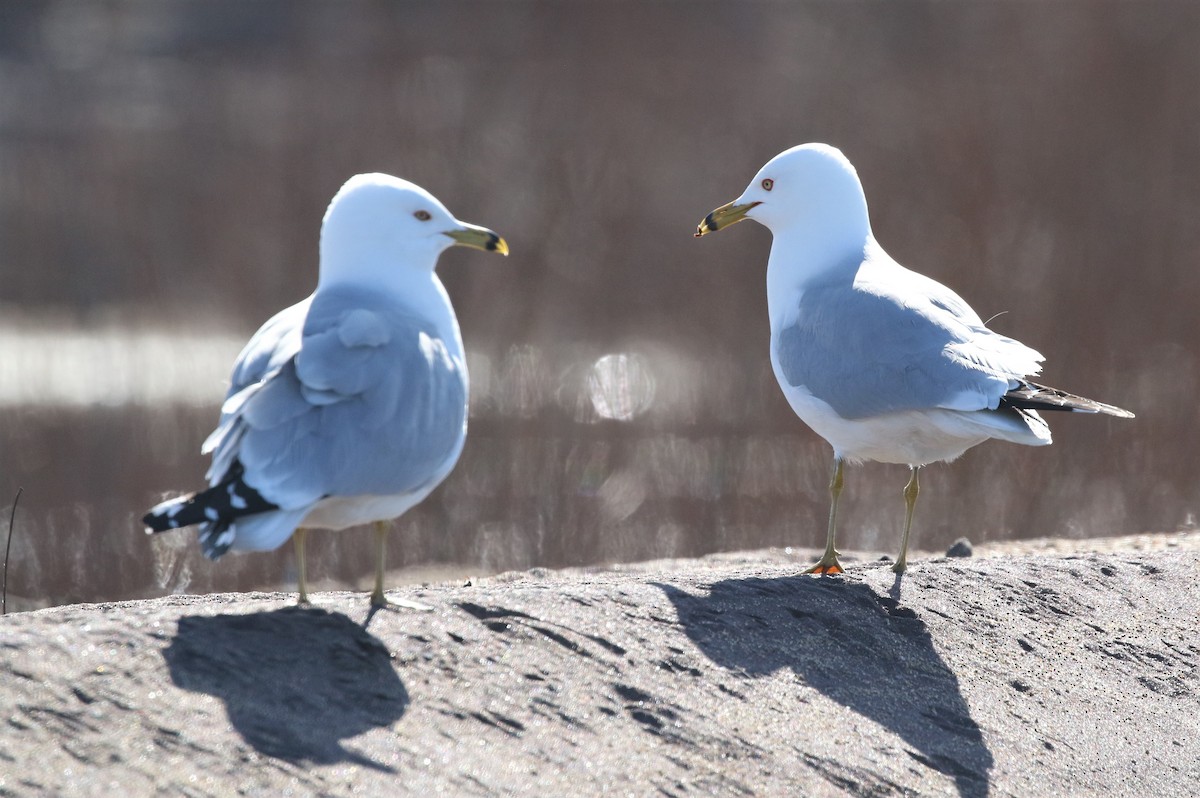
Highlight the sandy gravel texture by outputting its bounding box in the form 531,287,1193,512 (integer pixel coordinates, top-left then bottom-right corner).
2,539,1198,797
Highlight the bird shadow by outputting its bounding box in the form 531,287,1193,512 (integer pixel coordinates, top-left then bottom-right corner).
656,575,993,798
162,605,407,770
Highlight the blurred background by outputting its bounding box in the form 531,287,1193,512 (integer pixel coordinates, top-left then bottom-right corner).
0,1,1195,610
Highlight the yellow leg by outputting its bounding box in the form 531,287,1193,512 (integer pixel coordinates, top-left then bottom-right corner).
295,528,310,605
892,466,921,574
364,521,433,612
370,521,390,607
806,458,845,575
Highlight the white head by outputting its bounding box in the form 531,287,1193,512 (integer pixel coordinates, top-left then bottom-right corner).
319,173,507,289
695,143,871,247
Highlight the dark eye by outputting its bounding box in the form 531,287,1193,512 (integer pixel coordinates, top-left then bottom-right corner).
761,178,774,191
414,210,432,221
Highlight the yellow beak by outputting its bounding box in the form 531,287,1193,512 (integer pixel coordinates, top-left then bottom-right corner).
694,200,762,237
444,223,509,256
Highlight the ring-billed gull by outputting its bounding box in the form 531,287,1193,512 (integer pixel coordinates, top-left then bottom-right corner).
696,143,1133,575
144,173,508,606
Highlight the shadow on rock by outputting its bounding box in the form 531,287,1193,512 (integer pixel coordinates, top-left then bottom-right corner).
658,576,993,798
163,605,407,769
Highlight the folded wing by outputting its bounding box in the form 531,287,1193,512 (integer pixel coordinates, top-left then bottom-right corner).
210,285,468,514
776,258,1045,420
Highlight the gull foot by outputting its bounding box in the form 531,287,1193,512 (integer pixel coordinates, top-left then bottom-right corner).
805,555,844,575
369,591,433,612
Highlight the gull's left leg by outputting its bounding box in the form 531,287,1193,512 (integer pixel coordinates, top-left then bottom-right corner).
294,528,311,605
368,520,432,611
369,520,391,608
892,466,921,574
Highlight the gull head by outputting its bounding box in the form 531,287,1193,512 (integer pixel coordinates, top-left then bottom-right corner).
320,173,507,282
695,143,869,241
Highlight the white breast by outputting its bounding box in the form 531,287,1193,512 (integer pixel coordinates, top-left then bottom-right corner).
300,483,441,531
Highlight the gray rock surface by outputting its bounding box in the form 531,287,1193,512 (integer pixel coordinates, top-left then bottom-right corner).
2,540,1198,797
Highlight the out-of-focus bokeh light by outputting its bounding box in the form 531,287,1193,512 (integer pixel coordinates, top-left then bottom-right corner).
588,353,656,422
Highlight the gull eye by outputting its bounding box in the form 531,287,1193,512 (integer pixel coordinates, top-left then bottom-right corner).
414,210,432,221
761,178,774,191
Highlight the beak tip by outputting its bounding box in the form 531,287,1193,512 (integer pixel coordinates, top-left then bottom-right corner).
445,226,508,256
695,201,758,238
695,211,719,238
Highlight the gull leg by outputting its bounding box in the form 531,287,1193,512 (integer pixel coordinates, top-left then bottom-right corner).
892,466,920,574
369,521,391,608
295,528,311,605
367,521,433,612
806,458,845,575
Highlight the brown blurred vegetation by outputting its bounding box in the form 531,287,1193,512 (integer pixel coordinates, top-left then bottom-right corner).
0,1,1196,607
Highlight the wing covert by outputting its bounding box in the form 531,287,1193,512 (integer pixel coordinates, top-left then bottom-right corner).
777,271,1043,419
211,285,467,509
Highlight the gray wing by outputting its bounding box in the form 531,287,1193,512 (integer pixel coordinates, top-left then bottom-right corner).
776,263,1044,420
205,285,467,509
203,298,310,482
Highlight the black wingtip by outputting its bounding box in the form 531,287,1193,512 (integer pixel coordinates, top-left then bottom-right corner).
1002,380,1134,418
142,500,194,533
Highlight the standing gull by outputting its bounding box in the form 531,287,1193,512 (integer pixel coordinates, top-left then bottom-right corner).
144,174,507,605
696,143,1132,575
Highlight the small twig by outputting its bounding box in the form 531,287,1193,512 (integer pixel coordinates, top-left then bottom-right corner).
3,487,22,616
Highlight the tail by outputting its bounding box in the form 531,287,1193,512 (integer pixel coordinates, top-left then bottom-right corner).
143,461,280,560
1001,380,1135,418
